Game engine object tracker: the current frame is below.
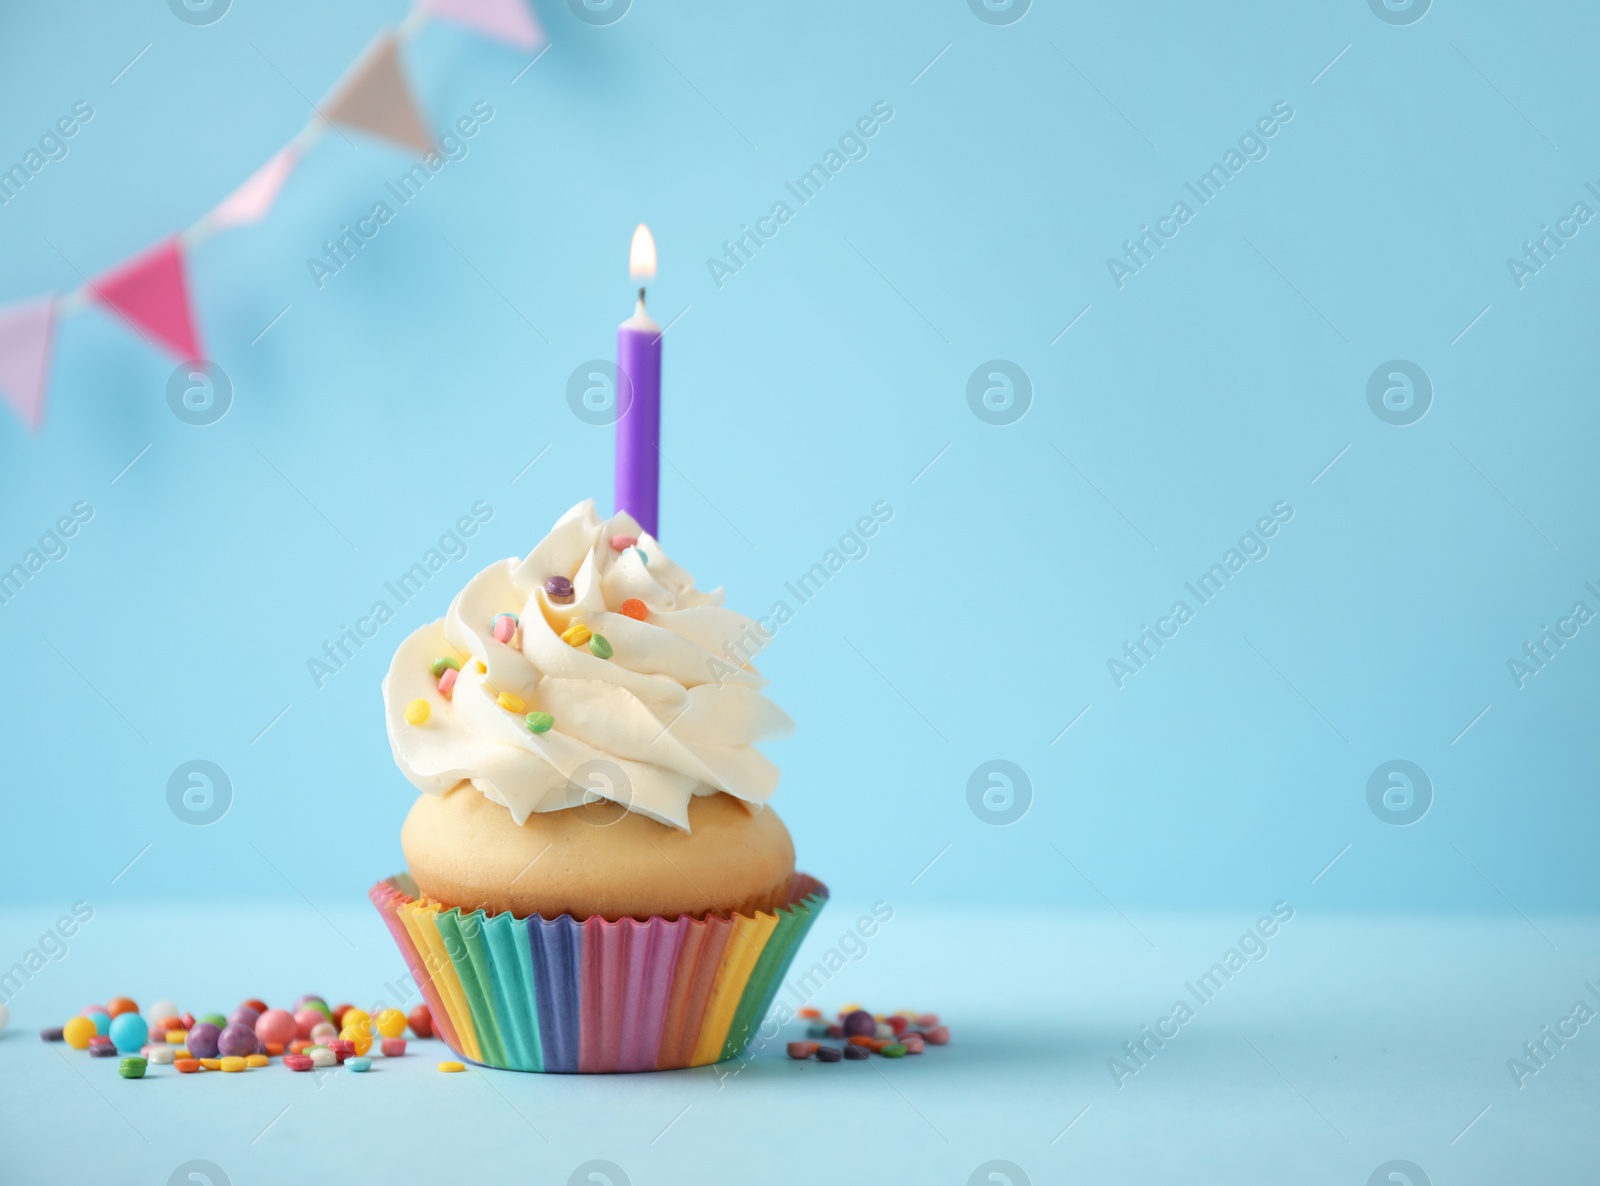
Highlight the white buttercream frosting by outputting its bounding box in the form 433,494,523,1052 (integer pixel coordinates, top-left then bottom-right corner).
382,500,790,830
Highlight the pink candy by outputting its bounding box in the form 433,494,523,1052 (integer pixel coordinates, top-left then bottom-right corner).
293,1009,324,1040
255,1009,297,1047
437,667,458,699
492,614,518,644
381,1038,406,1057
610,534,637,551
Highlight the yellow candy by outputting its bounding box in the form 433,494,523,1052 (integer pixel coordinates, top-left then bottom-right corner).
174,1048,190,1059
343,1026,373,1056
376,1009,407,1039
405,699,430,725
63,1017,95,1049
496,692,526,713
219,1056,246,1072
438,1061,466,1073
165,1030,187,1044
475,660,487,673
245,1053,269,1068
560,623,592,647
200,1058,222,1070
342,1008,370,1029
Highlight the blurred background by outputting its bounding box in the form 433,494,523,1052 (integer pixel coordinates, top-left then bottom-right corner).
1,0,1595,924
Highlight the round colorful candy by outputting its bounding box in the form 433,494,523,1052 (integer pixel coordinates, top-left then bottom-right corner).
309,1022,338,1043
149,1046,176,1066
406,699,430,725
240,998,268,1015
610,534,637,552
842,1043,870,1060
815,1045,844,1062
381,1038,406,1057
109,1012,149,1053
588,634,613,660
308,1047,337,1068
329,1039,356,1063
345,1056,372,1072
284,1054,314,1072
524,711,554,734
293,1009,324,1040
882,1043,908,1058
620,598,648,621
245,1053,269,1068
438,1061,466,1073
40,1025,64,1043
492,613,519,643
62,1017,95,1050
544,575,574,603
219,1056,246,1073
496,692,525,713
408,1005,433,1038
255,1009,296,1047
89,1043,118,1058
842,1010,876,1038
376,1010,407,1039
106,997,138,1018
217,1023,257,1058
118,1056,147,1079
438,667,458,698
430,657,460,679
83,1009,111,1036
198,1013,227,1029
146,999,180,1024
175,1059,201,1073
227,1006,260,1030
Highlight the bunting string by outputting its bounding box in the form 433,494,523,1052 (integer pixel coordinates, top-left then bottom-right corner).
4,0,544,432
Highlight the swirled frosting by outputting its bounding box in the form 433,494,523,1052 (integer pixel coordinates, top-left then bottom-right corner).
383,499,791,830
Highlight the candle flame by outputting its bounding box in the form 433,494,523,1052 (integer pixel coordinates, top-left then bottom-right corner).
629,224,657,281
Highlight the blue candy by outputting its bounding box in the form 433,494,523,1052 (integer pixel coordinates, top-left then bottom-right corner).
108,1012,148,1053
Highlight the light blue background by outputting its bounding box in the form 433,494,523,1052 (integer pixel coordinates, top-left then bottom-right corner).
1,0,1595,922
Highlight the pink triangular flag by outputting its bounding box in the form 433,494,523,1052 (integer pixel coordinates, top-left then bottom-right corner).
91,238,204,360
417,0,544,49
322,32,434,155
212,146,300,227
0,297,56,432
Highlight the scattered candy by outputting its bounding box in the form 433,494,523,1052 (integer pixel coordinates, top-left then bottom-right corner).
588,634,613,660
241,998,268,1015
806,1024,829,1039
619,598,648,621
496,692,526,713
492,613,519,643
408,1005,434,1038
266,1042,285,1057
187,1022,221,1058
200,1058,222,1071
89,1043,117,1058
84,1010,110,1036
293,1009,324,1040
245,1053,269,1068
329,1039,356,1063
886,1015,908,1036
331,1004,354,1027
147,999,179,1023
109,1012,148,1052
843,1044,870,1060
406,699,430,725
284,1054,314,1072
106,997,138,1018
40,1026,64,1043
308,1047,337,1068
289,1039,313,1055
881,1043,907,1058
88,1034,113,1049
219,1056,246,1073
198,1013,226,1029
842,1010,876,1038
376,1010,406,1039
346,1056,372,1072
175,1059,201,1074
787,1042,818,1060
544,576,574,604
380,1038,407,1057
924,1026,950,1045
217,1023,257,1058
825,1024,843,1038
873,1022,894,1040
256,1009,296,1046
524,711,554,734
309,1022,337,1043
342,1027,372,1056
560,622,592,647
610,534,637,551
797,1007,821,1020
62,1018,94,1049
438,1061,466,1073
437,667,458,698
179,1012,198,1029
149,1046,176,1066
430,657,461,679
847,1036,874,1049
901,1036,925,1055
815,1045,843,1062
229,1005,260,1030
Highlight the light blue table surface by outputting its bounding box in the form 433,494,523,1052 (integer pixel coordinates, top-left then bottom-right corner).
2,902,1595,1184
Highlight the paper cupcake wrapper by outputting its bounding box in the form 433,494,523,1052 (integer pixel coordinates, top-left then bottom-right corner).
369,873,828,1072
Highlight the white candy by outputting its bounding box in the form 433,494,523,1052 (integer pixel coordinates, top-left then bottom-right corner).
308,1046,337,1067
874,1022,894,1039
310,1022,338,1043
0,1002,9,1034
149,1045,175,1065
146,999,180,1023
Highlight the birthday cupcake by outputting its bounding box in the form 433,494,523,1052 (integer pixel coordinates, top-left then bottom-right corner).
370,499,827,1073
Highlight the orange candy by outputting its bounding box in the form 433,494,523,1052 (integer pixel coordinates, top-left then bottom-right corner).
106,997,138,1018
847,1036,874,1048
175,1059,201,1073
620,599,648,620
797,1007,821,1020
266,1042,285,1056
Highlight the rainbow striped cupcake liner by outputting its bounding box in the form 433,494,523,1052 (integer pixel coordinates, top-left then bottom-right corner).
369,873,828,1072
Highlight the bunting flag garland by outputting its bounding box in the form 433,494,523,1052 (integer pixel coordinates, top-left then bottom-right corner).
211,146,301,228
0,0,542,432
0,299,56,432
419,0,545,49
91,238,204,361
323,32,436,155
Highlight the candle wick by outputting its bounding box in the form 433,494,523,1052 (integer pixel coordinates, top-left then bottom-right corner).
638,286,646,306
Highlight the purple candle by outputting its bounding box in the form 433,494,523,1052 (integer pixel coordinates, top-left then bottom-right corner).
615,224,661,538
